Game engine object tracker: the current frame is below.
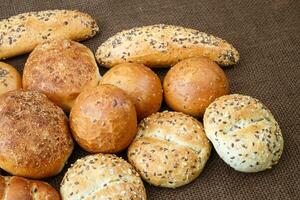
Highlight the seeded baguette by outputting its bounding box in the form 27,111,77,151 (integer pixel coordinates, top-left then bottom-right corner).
0,175,60,200
0,10,99,59
128,111,211,188
96,24,239,68
203,94,284,173
60,154,147,200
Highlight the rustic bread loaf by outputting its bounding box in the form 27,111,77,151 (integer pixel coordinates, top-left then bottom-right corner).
128,111,211,188
60,154,147,200
163,57,229,117
0,90,73,179
203,94,284,172
0,62,21,95
0,9,99,59
0,175,60,200
101,62,163,120
23,39,101,112
70,84,137,153
96,24,239,68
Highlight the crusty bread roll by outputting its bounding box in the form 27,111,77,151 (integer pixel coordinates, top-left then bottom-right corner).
203,94,284,173
23,39,101,111
96,24,239,68
0,90,73,179
0,175,60,200
0,10,99,59
60,154,147,200
70,84,137,153
164,57,229,117
0,62,21,95
128,111,211,188
101,62,163,120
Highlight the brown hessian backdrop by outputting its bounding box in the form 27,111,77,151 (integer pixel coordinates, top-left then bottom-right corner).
0,0,300,199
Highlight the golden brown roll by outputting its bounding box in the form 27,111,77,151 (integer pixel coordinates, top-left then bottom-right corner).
128,111,211,188
0,62,21,95
203,94,284,172
163,57,229,117
23,39,101,111
101,63,163,120
60,154,147,200
70,84,137,153
0,175,60,200
0,90,73,179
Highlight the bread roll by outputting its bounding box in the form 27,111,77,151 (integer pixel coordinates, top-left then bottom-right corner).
0,90,73,179
23,39,101,111
96,24,239,68
203,94,284,172
60,154,147,200
0,175,60,200
0,10,99,59
101,62,163,120
163,57,229,117
0,62,21,95
128,111,211,188
70,84,137,153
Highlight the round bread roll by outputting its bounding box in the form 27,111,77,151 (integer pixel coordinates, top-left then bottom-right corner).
101,63,163,120
23,39,101,111
0,90,73,179
60,154,147,200
70,84,137,153
163,57,229,117
0,62,22,96
0,175,60,200
203,94,284,173
128,111,211,188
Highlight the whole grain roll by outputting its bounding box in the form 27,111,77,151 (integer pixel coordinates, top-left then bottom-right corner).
0,90,73,179
101,63,163,120
0,175,60,200
164,57,229,117
0,9,99,59
0,62,21,96
96,24,239,68
60,154,147,200
203,94,284,172
70,84,137,153
23,39,101,111
128,111,211,188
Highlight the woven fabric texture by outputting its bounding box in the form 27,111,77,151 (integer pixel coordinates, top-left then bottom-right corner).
0,0,299,199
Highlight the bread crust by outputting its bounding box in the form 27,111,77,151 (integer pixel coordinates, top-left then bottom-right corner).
0,9,99,59
0,90,73,179
70,84,137,153
163,57,229,117
203,94,284,172
101,63,163,120
96,24,239,68
0,175,60,200
60,154,147,200
0,62,22,95
23,39,101,111
128,111,211,188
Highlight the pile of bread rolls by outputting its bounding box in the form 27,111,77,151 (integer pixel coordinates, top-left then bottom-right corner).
0,10,284,200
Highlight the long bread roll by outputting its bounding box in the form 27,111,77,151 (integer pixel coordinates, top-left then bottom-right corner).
96,24,239,68
0,10,99,59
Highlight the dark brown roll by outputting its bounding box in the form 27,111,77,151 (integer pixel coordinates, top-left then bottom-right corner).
70,84,137,153
0,90,73,179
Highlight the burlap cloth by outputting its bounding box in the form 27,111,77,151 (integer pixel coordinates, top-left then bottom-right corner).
1,0,299,199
